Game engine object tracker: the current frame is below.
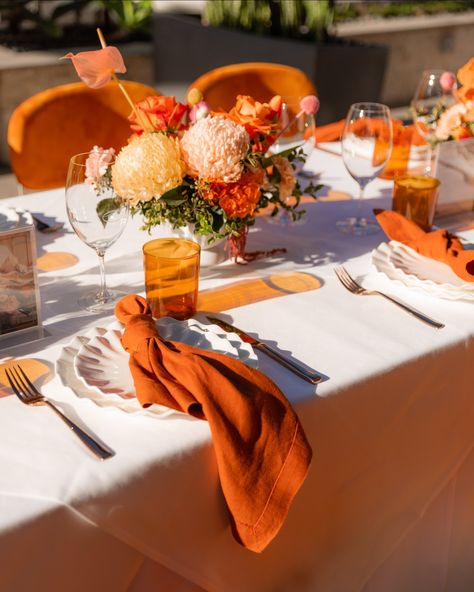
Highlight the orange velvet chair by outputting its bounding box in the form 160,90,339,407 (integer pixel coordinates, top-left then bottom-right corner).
188,62,316,112
8,80,157,190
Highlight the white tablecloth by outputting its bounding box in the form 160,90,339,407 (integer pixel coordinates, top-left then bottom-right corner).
1,147,473,592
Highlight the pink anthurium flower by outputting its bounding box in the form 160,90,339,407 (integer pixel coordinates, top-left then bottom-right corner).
61,46,126,89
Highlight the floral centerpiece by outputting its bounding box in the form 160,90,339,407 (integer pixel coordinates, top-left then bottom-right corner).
63,31,321,262
434,58,474,142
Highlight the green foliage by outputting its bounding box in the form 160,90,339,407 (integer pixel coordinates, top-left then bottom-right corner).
204,0,335,42
334,1,474,22
0,0,62,37
97,0,152,32
0,0,152,40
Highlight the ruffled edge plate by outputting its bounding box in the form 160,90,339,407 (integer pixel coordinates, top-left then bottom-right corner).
57,317,258,414
372,240,474,301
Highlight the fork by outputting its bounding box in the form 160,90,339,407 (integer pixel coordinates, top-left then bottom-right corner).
334,266,445,329
5,365,115,460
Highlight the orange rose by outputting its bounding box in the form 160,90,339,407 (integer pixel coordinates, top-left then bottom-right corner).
129,95,188,134
201,171,263,219
227,95,282,150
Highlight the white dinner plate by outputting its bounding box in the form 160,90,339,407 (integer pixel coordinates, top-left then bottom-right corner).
372,240,474,301
57,317,258,414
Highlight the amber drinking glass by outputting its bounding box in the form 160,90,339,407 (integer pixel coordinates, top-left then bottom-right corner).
143,238,200,320
392,175,440,231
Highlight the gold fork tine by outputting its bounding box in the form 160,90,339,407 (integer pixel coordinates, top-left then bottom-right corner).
5,368,25,402
16,365,41,398
339,266,361,292
7,364,115,460
334,267,354,293
334,266,445,329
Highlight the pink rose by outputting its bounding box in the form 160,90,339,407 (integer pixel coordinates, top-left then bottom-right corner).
85,146,115,186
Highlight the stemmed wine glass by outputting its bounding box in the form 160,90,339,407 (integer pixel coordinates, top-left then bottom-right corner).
65,152,129,313
267,96,317,226
337,102,393,235
271,96,316,177
411,69,457,174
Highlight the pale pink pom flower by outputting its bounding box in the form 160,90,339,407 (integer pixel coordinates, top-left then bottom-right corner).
180,116,249,182
85,146,115,187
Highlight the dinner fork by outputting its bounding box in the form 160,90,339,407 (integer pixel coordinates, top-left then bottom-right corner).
334,266,445,329
5,365,115,460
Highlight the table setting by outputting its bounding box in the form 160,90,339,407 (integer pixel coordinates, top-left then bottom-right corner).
0,37,473,592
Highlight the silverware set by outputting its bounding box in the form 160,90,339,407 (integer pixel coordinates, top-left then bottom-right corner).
334,265,445,329
5,365,114,460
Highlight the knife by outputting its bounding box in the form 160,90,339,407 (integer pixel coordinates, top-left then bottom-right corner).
206,316,322,385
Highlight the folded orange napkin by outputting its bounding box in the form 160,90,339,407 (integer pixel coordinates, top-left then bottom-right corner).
115,295,312,552
315,118,345,143
315,119,426,146
375,209,474,283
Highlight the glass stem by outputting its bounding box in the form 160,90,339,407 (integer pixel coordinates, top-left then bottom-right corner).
97,250,108,303
356,183,366,221
425,142,432,175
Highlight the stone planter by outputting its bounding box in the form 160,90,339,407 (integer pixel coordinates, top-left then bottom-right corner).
152,13,389,125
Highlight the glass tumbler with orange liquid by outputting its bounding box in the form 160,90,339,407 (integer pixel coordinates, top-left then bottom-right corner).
392,175,440,231
143,238,200,320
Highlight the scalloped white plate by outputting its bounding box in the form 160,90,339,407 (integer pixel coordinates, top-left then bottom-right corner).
57,317,258,414
372,241,474,301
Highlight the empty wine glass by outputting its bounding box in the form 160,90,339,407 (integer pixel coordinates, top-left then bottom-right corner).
337,102,393,235
65,152,129,312
271,96,316,177
411,69,457,174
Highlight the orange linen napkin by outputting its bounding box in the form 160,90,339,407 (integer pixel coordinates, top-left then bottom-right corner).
115,294,312,552
375,209,474,283
315,118,345,143
315,119,426,146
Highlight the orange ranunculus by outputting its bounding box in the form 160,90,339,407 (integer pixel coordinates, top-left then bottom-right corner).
456,58,474,105
129,95,188,133
201,171,263,219
228,95,282,141
61,47,126,89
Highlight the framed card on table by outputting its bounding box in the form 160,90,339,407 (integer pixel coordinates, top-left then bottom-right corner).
0,225,42,345
433,137,474,230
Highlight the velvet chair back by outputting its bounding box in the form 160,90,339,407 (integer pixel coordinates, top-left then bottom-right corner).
188,62,316,112
8,80,157,190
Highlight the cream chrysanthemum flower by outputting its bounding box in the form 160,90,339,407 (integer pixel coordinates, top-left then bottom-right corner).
180,116,249,182
112,133,185,205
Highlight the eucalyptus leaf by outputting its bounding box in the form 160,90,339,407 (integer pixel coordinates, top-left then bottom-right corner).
96,198,122,228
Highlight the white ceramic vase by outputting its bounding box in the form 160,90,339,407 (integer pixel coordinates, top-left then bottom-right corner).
148,221,227,267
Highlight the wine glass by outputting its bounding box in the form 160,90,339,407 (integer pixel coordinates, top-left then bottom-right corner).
65,152,129,313
271,96,316,177
337,102,393,235
411,69,457,174
266,97,317,226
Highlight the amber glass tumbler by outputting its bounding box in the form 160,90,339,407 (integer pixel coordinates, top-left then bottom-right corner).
143,238,200,320
392,175,440,231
